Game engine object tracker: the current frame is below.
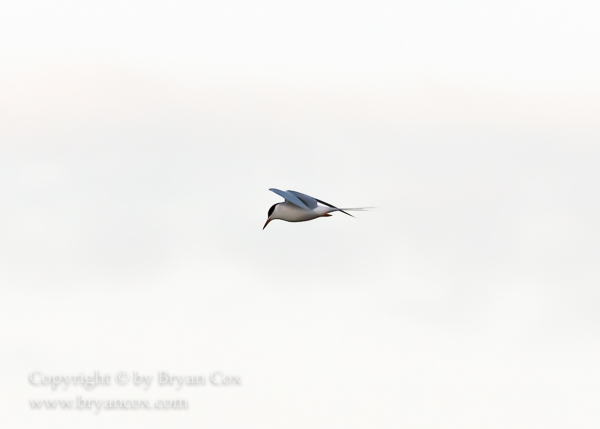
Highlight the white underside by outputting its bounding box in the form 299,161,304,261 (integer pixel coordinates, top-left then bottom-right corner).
273,202,333,222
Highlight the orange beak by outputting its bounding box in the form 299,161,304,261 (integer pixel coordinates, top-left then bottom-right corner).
263,218,272,229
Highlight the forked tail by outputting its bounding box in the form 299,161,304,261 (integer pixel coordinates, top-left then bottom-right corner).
315,198,373,218
332,207,374,218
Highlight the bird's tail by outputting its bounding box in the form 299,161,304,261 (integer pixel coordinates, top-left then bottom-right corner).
332,207,374,218
315,198,374,218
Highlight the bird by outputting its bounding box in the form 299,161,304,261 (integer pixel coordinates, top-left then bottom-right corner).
263,188,369,229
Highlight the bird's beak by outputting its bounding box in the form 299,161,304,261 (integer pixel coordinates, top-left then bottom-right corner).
263,218,272,230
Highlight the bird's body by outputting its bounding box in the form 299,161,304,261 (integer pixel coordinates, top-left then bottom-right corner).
263,188,368,229
270,201,333,222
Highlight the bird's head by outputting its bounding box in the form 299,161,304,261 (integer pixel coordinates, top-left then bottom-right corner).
263,203,280,229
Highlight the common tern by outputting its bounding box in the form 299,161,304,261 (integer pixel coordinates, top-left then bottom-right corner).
263,188,368,229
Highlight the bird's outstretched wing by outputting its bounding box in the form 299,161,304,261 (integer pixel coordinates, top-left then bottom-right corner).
268,188,310,209
286,189,354,217
269,188,355,217
287,190,318,209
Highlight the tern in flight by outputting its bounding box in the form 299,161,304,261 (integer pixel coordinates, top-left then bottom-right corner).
263,188,369,229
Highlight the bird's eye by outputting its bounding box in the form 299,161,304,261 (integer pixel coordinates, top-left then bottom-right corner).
267,204,277,217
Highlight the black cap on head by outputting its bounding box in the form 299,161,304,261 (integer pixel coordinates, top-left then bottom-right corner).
267,203,278,217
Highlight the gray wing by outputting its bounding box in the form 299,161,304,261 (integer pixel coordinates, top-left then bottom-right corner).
287,190,318,209
269,188,310,209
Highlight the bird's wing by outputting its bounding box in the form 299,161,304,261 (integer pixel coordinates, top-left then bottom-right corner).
287,190,318,209
269,188,310,209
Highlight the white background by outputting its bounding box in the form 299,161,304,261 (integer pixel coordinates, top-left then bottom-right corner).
1,0,599,427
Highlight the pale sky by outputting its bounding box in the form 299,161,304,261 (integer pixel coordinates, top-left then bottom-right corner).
1,1,600,428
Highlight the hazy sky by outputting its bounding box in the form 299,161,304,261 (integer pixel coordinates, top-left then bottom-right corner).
1,1,599,428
